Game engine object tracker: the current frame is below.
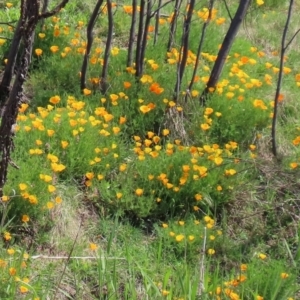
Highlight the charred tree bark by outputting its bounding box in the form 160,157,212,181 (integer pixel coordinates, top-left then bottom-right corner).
81,0,104,91
199,0,251,105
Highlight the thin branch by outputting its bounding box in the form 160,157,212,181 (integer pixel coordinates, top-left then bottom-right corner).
127,0,137,67
38,0,69,19
222,0,232,21
31,255,126,260
173,0,196,101
150,0,174,18
271,0,294,157
284,27,300,50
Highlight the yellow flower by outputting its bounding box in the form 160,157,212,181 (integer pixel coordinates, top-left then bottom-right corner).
9,267,17,276
61,141,69,149
50,45,59,53
19,183,27,191
90,243,98,251
49,95,60,104
119,164,127,172
201,123,210,130
162,129,169,136
188,235,195,241
280,272,289,279
135,188,143,196
55,197,62,204
207,248,215,255
22,215,30,223
2,195,9,202
19,286,29,294
38,33,46,39
47,202,54,209
51,163,66,172
178,221,185,226
175,234,185,242
7,248,15,255
240,264,247,271
83,88,92,96
194,193,202,201
35,48,43,56
48,185,56,193
162,290,170,296
214,157,223,166
162,223,168,228
3,231,11,241
258,253,267,260
6,2,13,8
225,169,237,176
111,47,119,56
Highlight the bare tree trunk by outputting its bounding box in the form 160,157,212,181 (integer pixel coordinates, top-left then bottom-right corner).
154,0,162,45
271,0,298,157
100,0,113,93
0,20,22,106
81,0,104,90
135,0,145,78
127,0,137,67
199,0,251,105
139,0,152,76
167,0,182,52
174,0,195,101
185,0,215,102
0,0,70,197
0,0,40,196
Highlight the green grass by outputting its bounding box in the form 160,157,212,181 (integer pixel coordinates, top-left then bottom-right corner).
0,0,299,299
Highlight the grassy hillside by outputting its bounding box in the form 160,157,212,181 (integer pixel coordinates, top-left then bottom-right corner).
0,0,299,299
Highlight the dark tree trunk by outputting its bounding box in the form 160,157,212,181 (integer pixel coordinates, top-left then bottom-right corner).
174,0,195,101
100,0,113,93
0,20,23,106
81,0,104,91
199,0,251,105
127,0,137,67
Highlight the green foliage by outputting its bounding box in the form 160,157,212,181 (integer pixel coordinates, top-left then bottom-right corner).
0,0,299,299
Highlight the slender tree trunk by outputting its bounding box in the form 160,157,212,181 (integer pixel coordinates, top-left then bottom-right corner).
81,0,104,91
185,0,215,102
135,0,145,78
100,0,113,93
127,0,137,67
154,0,162,45
174,0,195,101
139,0,152,76
199,0,251,105
167,0,182,52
